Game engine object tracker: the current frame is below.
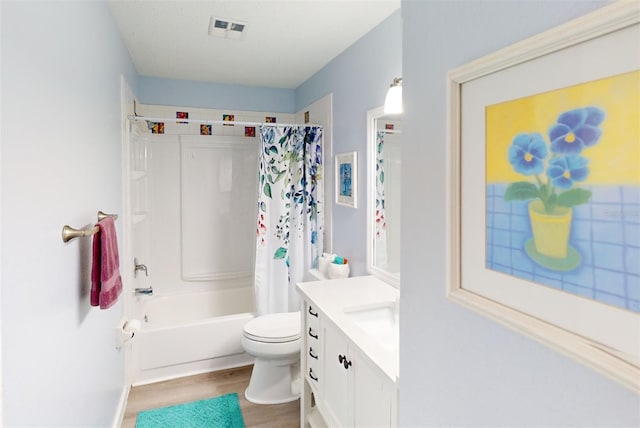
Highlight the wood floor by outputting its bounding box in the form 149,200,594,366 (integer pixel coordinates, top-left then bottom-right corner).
122,365,300,428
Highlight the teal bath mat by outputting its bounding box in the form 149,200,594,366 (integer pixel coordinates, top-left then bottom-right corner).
136,393,245,428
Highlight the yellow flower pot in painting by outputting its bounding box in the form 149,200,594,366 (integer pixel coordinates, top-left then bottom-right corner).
528,200,572,258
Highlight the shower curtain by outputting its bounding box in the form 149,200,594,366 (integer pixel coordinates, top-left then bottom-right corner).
254,125,324,315
375,130,388,267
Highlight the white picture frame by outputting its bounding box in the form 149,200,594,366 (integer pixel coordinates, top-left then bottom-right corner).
446,1,640,392
335,152,358,208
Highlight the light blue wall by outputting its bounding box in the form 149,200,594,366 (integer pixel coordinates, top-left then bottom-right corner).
296,10,402,275
138,76,295,113
1,1,137,426
400,1,639,426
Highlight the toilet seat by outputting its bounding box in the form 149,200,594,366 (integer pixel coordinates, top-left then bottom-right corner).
243,312,300,343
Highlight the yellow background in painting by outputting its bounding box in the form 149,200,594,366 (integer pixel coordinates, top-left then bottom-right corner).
486,70,640,184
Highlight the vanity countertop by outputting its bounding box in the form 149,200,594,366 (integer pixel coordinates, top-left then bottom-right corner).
296,275,399,382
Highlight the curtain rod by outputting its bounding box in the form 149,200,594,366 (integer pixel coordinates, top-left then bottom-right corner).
127,115,323,129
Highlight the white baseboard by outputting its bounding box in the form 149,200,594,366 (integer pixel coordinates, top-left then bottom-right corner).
112,383,131,428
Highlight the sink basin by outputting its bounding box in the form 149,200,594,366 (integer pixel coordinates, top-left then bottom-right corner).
344,301,398,350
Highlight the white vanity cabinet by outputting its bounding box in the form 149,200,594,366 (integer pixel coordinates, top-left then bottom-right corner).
298,276,399,428
322,319,395,427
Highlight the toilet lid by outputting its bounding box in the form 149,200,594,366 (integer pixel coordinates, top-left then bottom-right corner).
244,311,300,343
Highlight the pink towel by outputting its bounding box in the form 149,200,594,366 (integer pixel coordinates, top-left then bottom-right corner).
90,217,123,309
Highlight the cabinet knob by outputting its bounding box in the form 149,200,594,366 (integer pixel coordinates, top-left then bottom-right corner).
338,354,352,370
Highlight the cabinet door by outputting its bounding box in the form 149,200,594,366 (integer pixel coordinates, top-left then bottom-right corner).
352,349,392,427
322,320,352,427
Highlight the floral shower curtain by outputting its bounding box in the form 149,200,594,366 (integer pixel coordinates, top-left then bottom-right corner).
254,125,323,315
375,130,388,267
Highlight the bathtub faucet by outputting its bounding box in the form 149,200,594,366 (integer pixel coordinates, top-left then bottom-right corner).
134,286,153,296
134,258,148,278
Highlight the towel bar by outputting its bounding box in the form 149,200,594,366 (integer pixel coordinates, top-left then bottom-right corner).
62,211,118,243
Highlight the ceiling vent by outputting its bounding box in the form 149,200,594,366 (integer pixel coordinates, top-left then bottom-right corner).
208,16,247,40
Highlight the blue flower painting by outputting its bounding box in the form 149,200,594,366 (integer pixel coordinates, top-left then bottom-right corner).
485,70,640,314
340,163,352,197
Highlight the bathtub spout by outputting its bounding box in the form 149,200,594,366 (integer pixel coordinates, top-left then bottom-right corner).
134,286,153,296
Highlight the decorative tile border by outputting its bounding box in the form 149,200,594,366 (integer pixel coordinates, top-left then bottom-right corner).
176,111,189,124
151,122,165,134
223,114,234,125
135,105,296,135
200,124,212,135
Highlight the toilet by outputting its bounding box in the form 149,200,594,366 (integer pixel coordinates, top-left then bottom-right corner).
241,311,301,404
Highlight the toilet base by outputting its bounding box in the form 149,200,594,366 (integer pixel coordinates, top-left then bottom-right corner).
245,359,300,405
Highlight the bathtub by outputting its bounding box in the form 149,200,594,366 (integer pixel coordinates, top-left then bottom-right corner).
132,287,255,384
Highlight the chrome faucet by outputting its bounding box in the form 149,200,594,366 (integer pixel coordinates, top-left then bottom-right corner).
134,258,148,278
134,286,153,296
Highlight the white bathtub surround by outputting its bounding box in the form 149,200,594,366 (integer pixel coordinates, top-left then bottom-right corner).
146,132,262,294
128,103,295,296
181,136,258,282
124,104,296,385
254,125,324,314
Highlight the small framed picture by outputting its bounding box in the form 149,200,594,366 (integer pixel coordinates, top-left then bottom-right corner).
335,152,357,208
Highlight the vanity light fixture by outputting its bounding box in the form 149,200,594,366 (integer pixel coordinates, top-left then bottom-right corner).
384,77,403,114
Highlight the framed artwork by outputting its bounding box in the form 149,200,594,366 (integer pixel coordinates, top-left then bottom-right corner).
336,152,357,208
446,2,639,392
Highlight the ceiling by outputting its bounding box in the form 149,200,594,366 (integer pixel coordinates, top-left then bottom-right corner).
108,0,400,89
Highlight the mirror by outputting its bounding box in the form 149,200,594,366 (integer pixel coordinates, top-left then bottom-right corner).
367,107,401,287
